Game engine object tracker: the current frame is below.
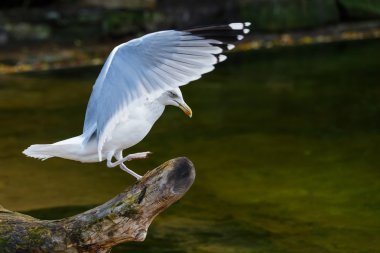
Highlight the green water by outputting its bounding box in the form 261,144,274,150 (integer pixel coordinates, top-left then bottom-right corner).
1,40,380,252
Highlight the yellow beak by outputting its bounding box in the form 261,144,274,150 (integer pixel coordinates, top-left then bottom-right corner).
178,102,193,118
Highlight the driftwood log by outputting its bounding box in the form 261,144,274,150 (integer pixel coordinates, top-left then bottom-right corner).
0,157,195,253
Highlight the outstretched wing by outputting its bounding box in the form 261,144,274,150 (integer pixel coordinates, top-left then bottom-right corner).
83,22,251,160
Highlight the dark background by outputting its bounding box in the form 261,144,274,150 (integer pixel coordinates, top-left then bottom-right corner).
1,0,380,47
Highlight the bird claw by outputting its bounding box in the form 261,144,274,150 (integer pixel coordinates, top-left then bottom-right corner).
127,151,152,161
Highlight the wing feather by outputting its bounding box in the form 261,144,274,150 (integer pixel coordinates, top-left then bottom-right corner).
82,23,251,159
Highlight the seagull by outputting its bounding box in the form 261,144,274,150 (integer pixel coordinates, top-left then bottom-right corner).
23,22,251,180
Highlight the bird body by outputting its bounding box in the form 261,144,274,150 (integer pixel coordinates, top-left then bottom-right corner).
23,22,251,179
26,98,165,163
98,98,165,160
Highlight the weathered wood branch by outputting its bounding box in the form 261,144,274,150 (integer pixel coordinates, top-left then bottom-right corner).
0,157,195,253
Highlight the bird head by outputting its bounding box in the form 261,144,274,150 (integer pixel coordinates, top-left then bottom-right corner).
158,88,192,118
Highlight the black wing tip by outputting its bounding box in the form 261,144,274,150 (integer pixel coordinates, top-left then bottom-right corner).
178,22,252,65
184,22,252,47
185,22,252,31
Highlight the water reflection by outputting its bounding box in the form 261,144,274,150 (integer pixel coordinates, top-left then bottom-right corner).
1,40,380,252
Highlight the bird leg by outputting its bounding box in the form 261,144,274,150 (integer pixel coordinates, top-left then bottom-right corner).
106,155,142,180
114,151,152,165
106,151,152,180
119,163,142,180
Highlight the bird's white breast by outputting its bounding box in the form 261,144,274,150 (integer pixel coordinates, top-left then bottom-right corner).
102,100,165,152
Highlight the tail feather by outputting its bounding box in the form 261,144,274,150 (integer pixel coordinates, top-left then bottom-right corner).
23,144,55,161
23,136,98,162
23,135,87,161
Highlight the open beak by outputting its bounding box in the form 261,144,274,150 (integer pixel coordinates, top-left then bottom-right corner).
177,101,193,118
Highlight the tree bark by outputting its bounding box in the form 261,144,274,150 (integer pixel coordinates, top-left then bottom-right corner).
0,157,195,253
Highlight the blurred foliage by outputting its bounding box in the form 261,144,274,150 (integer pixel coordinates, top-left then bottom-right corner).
0,0,380,47
157,0,239,28
2,22,380,75
102,10,146,37
339,0,380,19
0,0,73,8
240,0,339,32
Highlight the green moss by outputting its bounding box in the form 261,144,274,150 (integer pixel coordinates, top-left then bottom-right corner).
0,224,13,251
108,212,118,221
27,226,50,245
0,223,53,252
114,202,124,208
0,237,7,248
121,206,138,218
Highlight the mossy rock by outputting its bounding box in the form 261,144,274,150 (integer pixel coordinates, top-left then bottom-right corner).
338,0,380,19
240,0,339,32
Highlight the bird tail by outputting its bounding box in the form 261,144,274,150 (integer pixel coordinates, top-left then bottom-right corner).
23,135,93,162
23,144,55,160
23,143,82,161
23,144,64,160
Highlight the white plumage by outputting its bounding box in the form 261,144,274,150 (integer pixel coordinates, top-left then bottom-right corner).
23,22,251,179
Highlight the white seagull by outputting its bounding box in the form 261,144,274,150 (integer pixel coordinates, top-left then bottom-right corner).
23,22,251,180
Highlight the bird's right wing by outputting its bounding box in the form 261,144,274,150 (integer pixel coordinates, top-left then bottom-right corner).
82,22,251,160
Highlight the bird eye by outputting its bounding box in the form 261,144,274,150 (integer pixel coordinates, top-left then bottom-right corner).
168,91,177,98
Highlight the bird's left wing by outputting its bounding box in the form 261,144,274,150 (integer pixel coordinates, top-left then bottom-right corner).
83,22,251,160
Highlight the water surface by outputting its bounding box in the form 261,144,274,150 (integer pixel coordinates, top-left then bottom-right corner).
1,40,380,252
